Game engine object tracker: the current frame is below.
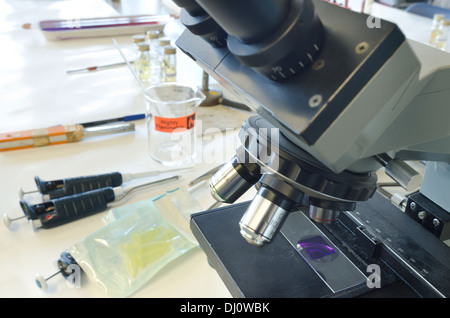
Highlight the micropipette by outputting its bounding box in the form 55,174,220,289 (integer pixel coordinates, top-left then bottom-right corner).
188,165,222,187
35,250,80,292
66,61,132,74
5,175,179,230
3,214,27,228
79,113,145,128
0,122,135,151
19,166,190,200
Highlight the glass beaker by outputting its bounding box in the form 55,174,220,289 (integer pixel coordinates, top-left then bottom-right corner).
144,83,205,166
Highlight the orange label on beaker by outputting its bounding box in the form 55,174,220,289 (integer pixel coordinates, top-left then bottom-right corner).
154,112,196,133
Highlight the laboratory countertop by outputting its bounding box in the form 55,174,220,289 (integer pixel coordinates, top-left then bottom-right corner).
0,0,447,299
0,0,252,298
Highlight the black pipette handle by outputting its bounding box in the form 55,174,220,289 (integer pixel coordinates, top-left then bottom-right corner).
35,250,81,291
20,187,115,229
34,172,123,199
58,250,79,279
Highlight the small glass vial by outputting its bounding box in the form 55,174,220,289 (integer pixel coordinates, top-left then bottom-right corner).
158,37,171,81
137,42,151,83
146,30,161,85
132,34,146,73
161,46,177,82
158,37,171,56
435,19,450,50
132,34,146,49
429,14,445,46
146,30,160,49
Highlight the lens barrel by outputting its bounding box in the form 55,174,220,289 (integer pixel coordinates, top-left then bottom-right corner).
239,190,291,246
209,155,261,203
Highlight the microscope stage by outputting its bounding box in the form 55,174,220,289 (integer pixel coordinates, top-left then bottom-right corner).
190,193,450,298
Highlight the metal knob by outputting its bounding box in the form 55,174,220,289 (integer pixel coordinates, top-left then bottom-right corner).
375,154,422,192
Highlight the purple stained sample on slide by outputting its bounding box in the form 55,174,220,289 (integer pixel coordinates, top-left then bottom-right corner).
297,235,336,260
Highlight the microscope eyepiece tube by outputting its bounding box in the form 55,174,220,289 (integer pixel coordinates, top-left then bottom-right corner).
194,0,324,80
209,156,261,203
194,0,291,43
172,0,205,16
172,0,228,47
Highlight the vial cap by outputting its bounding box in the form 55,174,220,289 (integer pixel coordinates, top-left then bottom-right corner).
433,14,445,22
164,46,176,55
146,30,160,40
133,34,146,43
158,37,171,46
138,42,150,51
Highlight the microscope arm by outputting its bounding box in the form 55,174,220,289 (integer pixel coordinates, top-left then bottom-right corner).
369,40,450,163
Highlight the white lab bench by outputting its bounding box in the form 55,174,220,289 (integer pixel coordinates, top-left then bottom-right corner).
0,0,447,298
0,0,251,298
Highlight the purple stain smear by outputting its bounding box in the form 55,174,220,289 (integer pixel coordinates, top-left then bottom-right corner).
297,235,336,260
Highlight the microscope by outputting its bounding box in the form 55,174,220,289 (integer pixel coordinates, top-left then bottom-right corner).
171,0,450,297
